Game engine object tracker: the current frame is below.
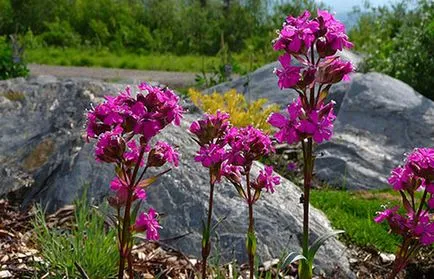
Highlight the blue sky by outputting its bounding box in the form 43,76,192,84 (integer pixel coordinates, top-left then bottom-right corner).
318,0,400,13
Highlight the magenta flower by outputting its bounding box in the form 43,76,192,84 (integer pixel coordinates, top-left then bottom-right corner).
268,100,302,144
135,208,162,240
225,126,273,167
406,148,434,176
124,140,150,166
95,126,125,163
147,141,179,167
374,206,399,223
317,10,353,52
274,11,319,54
189,111,230,145
275,53,301,89
109,177,147,206
316,57,353,84
388,166,412,191
86,83,183,144
299,108,335,144
194,144,227,168
253,166,281,193
221,163,243,185
287,162,298,172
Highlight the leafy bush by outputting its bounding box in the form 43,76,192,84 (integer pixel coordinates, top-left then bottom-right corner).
350,0,434,99
32,191,118,278
41,19,81,47
0,36,28,80
188,89,279,132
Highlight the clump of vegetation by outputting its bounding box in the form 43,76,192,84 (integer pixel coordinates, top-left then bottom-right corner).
350,0,434,99
310,189,401,253
0,36,28,80
32,191,119,278
189,89,280,132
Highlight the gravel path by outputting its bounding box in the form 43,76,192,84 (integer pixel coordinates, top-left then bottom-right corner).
28,64,197,88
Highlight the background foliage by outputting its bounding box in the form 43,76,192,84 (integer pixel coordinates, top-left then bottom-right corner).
350,0,434,99
0,0,326,55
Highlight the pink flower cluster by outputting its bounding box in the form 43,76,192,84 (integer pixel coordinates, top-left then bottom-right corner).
273,10,353,56
375,148,434,246
86,83,183,240
87,83,183,148
270,10,354,146
190,112,280,197
273,10,353,91
268,98,335,144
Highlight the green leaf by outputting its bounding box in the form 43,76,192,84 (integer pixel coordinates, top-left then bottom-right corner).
246,231,257,256
281,252,307,267
136,169,171,188
308,230,344,262
130,199,143,223
201,219,211,248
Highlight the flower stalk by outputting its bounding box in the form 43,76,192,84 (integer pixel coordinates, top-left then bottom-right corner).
85,83,182,279
269,10,354,279
374,148,434,278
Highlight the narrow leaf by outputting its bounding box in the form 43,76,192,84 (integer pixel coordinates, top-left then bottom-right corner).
281,252,307,267
308,230,344,261
136,169,171,188
399,190,413,212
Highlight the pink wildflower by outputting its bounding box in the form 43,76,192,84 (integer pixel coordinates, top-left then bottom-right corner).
194,144,227,168
274,11,319,54
189,111,230,145
135,208,162,240
275,53,301,89
147,141,179,167
225,126,273,167
316,57,353,84
252,166,281,193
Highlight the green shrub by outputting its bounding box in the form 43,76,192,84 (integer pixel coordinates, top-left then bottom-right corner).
0,36,28,80
41,19,81,47
350,0,434,99
32,191,118,278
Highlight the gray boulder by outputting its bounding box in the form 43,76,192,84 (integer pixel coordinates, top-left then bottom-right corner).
0,76,352,276
315,73,434,190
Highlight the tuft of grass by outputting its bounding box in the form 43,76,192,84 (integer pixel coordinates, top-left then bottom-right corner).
32,190,118,278
2,91,26,101
310,189,402,253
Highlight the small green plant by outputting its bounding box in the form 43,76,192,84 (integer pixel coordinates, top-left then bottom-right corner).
32,189,119,278
0,36,28,80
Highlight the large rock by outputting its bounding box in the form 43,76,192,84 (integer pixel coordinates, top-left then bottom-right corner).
315,73,434,190
0,76,352,276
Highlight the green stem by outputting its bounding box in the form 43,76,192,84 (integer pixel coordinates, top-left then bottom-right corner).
201,169,216,279
117,148,146,279
246,167,255,279
300,138,313,279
